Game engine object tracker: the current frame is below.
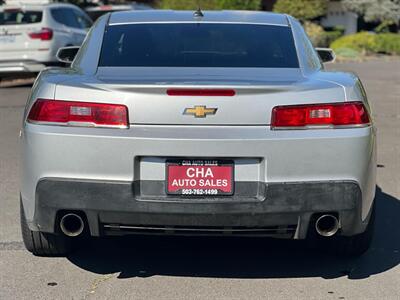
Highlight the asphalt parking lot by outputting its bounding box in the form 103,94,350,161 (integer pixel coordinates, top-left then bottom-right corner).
0,59,399,299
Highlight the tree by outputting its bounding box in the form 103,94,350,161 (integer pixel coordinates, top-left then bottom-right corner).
158,0,261,10
342,0,400,25
273,0,327,21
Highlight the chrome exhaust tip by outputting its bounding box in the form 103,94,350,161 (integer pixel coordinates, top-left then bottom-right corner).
60,213,84,237
315,214,339,237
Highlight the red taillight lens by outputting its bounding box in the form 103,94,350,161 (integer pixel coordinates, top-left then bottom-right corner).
27,99,129,128
271,102,370,129
28,28,53,41
167,89,235,96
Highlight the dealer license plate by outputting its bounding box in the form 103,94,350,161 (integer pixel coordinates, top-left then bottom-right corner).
166,159,234,196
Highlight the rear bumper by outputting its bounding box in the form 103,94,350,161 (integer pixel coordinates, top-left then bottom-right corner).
0,61,46,74
31,179,368,239
21,124,376,239
0,45,57,74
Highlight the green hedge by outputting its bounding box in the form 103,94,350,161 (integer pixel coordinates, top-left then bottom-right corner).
331,32,400,55
273,0,327,21
158,0,261,10
324,30,343,46
304,22,343,47
375,33,400,55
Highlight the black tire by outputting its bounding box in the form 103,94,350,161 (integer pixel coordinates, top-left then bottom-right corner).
330,201,375,257
20,200,72,256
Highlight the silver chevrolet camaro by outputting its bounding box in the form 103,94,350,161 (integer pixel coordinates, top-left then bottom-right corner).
20,10,376,257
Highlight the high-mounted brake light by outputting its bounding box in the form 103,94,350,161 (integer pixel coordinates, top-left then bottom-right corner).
167,89,235,96
28,28,53,41
27,99,129,128
271,102,370,129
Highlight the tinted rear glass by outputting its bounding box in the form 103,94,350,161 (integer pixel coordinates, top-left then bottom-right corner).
0,10,42,25
99,23,299,68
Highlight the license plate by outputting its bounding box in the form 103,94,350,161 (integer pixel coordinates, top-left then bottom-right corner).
0,35,16,43
166,159,234,196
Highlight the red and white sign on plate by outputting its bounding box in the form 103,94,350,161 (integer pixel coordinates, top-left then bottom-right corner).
167,160,234,196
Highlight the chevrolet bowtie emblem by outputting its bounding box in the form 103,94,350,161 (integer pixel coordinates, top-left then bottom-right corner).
184,106,217,118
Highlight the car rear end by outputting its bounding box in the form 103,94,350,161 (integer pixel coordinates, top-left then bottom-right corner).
20,11,376,256
0,4,54,75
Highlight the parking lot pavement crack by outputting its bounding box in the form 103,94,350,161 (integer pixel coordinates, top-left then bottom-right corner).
84,274,116,299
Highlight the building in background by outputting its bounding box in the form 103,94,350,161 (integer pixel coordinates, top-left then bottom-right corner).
320,0,358,34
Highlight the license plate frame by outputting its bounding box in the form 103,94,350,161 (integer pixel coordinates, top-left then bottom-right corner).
166,159,234,196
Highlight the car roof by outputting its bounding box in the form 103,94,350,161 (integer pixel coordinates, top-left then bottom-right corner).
108,10,290,26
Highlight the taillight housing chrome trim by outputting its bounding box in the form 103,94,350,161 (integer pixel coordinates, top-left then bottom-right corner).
271,123,372,131
28,120,129,129
27,99,129,129
271,101,371,130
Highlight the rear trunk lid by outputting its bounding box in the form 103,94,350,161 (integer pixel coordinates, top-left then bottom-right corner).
55,67,346,125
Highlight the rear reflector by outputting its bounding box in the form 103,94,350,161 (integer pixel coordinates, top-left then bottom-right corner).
271,102,370,129
27,99,128,128
28,28,53,41
167,89,235,96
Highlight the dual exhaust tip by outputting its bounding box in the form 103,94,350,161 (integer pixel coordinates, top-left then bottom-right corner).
60,213,85,237
315,214,339,237
59,212,339,238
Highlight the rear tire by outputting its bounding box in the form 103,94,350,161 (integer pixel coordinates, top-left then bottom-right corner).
20,200,72,256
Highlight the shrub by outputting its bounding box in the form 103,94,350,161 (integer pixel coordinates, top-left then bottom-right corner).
158,0,261,10
334,47,361,59
215,0,261,10
304,22,344,47
331,32,400,55
331,32,378,55
158,0,216,9
273,0,327,21
304,21,326,47
375,33,400,55
324,30,344,46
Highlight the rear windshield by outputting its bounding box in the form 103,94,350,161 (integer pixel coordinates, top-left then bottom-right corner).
99,23,299,68
0,10,43,25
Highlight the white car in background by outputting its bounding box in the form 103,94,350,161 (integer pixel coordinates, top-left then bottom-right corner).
0,0,92,78
85,2,152,21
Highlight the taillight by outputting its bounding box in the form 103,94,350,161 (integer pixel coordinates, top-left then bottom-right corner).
167,89,235,96
271,102,370,129
27,99,129,128
28,28,53,41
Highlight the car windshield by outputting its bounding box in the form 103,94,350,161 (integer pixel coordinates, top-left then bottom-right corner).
0,9,43,25
99,23,299,68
